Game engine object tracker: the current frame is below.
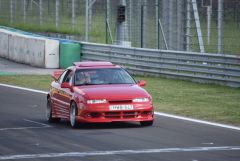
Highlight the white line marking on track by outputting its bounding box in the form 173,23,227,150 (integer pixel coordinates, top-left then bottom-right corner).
0,119,51,131
0,83,47,94
154,112,240,131
202,143,214,145
0,126,50,131
0,146,239,160
0,83,240,131
23,119,50,127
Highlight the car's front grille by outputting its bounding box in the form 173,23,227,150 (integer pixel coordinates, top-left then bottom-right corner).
104,112,121,118
104,111,139,119
123,111,138,118
108,100,132,104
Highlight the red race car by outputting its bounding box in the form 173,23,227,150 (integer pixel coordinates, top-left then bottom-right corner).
47,61,154,128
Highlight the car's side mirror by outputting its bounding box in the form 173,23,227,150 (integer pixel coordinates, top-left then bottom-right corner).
61,82,71,89
137,80,146,87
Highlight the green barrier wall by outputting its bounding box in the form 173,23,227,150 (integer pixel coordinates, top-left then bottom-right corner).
60,42,81,69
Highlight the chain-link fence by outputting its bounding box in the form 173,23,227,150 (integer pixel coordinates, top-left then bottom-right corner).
0,0,239,54
191,0,240,54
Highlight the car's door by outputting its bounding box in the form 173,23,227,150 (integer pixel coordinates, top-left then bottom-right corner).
53,69,74,119
51,70,68,118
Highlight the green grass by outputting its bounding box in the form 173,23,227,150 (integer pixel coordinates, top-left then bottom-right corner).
0,75,239,126
135,76,240,126
0,75,52,91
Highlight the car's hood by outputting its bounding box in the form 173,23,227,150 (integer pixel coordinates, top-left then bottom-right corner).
74,84,149,100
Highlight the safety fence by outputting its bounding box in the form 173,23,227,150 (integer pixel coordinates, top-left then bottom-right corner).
0,0,240,54
81,42,240,87
0,26,239,87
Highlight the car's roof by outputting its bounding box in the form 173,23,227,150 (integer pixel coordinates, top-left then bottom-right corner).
73,61,120,69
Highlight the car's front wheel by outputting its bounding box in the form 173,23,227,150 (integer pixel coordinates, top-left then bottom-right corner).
140,120,153,127
70,102,79,128
46,97,60,123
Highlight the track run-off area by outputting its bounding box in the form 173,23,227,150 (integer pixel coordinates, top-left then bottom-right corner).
0,84,240,161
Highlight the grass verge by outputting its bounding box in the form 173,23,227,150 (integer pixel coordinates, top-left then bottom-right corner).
0,75,239,126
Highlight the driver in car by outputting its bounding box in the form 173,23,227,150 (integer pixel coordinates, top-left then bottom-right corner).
75,72,91,85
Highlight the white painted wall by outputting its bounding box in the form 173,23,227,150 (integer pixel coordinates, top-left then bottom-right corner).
44,39,59,68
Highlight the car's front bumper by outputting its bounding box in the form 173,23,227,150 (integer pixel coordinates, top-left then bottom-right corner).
76,108,154,123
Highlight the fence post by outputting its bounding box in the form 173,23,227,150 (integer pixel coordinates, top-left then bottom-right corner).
10,0,13,24
176,0,183,50
217,0,223,54
56,0,59,28
85,0,89,41
0,0,1,17
105,0,110,43
129,0,133,44
142,0,148,48
140,4,143,48
89,0,93,31
14,0,17,12
39,0,43,26
137,1,141,47
186,0,191,51
207,5,212,45
156,0,159,49
116,0,129,46
72,0,75,31
168,0,173,49
23,0,27,24
162,0,173,50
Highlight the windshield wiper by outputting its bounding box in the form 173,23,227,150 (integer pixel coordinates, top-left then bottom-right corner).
76,82,134,86
105,82,133,85
76,83,98,86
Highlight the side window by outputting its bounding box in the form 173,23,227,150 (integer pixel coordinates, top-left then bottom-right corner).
58,70,72,84
58,70,68,84
64,71,72,83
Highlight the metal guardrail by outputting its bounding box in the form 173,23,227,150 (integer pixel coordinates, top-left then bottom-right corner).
81,42,240,87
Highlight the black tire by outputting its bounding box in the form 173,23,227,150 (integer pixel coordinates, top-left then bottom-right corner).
70,102,79,128
46,97,60,123
140,120,153,127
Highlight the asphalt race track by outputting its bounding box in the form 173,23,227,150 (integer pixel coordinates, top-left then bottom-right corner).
0,85,240,161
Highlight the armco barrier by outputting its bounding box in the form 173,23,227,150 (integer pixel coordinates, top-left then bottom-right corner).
0,28,59,68
81,42,240,87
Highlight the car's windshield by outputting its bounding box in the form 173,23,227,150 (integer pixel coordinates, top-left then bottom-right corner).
74,68,136,86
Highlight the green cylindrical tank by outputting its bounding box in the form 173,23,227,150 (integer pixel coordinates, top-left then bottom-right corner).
60,42,81,69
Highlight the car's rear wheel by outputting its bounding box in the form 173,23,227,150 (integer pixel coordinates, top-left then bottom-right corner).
46,97,60,123
70,102,79,128
140,120,153,127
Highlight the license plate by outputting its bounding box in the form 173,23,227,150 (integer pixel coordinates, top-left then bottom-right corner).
109,104,134,111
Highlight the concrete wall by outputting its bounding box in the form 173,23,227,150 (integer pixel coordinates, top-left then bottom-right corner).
0,32,9,59
0,28,59,68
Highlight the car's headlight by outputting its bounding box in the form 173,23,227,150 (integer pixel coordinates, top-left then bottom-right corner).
87,99,107,104
132,98,149,103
